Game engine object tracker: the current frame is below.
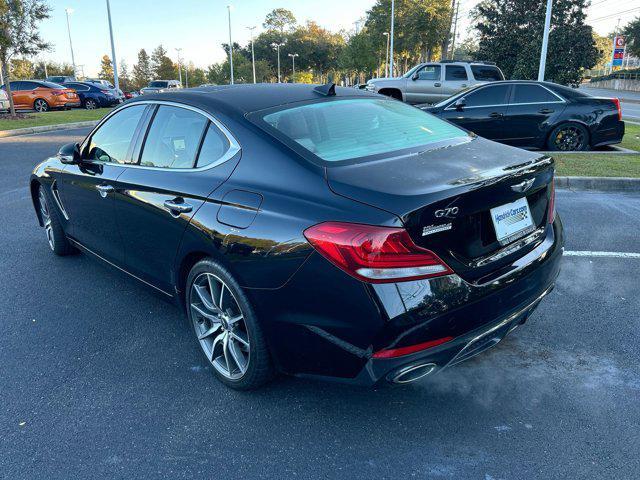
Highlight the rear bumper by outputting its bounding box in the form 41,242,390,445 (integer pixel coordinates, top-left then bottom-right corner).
591,119,625,148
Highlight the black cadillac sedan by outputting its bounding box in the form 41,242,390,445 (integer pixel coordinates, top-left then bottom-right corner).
30,84,563,390
422,80,624,151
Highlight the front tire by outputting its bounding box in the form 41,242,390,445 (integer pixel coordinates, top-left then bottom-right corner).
34,99,49,113
186,258,274,390
547,123,589,151
37,185,75,256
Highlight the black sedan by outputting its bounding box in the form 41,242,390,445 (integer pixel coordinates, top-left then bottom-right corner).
62,81,121,109
30,84,563,390
422,80,624,151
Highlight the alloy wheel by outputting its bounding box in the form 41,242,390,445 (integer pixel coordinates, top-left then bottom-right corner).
190,272,250,380
38,188,55,250
34,99,49,113
554,126,585,151
85,99,97,110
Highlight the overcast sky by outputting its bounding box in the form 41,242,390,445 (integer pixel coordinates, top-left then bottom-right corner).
37,0,637,77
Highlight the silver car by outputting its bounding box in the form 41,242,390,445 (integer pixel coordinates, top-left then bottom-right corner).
0,89,9,112
140,80,183,95
366,61,504,104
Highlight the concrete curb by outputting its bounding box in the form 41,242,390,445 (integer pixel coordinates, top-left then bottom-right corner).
0,121,99,138
556,176,640,192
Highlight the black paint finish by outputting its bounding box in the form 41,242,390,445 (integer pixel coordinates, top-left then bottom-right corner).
30,84,564,385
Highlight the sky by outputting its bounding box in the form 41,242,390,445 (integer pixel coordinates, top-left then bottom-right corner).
37,0,638,77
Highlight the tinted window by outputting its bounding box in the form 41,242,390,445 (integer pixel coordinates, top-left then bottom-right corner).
8,82,24,90
417,65,441,81
262,99,466,163
445,65,468,81
149,81,168,88
140,106,208,168
197,123,231,167
87,105,146,164
21,81,40,90
66,83,89,91
462,85,510,107
40,81,64,89
513,84,561,103
470,65,503,81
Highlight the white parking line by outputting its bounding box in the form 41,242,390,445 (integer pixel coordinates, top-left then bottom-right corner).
565,250,640,259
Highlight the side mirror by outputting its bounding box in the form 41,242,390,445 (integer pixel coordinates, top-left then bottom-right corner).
454,98,466,111
58,142,81,165
411,72,419,81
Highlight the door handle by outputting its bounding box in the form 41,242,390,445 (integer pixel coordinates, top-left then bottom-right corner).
96,184,114,198
461,84,467,88
489,112,504,118
434,82,441,87
164,199,193,215
539,108,554,114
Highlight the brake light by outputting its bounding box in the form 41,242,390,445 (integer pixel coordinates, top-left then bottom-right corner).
372,336,454,359
612,98,622,121
303,222,453,283
548,179,556,224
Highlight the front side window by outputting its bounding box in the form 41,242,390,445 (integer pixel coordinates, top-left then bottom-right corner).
262,98,467,163
445,65,468,81
140,106,208,168
462,85,510,107
417,65,441,81
149,81,169,88
470,66,504,81
513,85,562,104
87,105,146,164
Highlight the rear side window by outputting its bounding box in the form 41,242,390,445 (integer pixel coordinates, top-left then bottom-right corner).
140,106,208,168
513,85,562,104
470,66,504,81
87,105,146,164
197,124,231,167
417,65,441,81
262,98,466,163
445,65,468,81
462,85,510,107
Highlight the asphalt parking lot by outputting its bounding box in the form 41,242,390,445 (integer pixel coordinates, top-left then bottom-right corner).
1,128,639,479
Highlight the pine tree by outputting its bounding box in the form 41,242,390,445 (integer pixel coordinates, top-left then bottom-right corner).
98,55,113,80
151,44,177,79
132,48,151,90
119,59,130,91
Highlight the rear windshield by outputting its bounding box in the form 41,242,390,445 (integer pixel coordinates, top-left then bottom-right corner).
149,81,168,88
261,98,467,163
41,81,65,89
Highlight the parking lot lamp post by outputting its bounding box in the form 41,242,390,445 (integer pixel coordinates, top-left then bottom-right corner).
175,48,183,86
537,0,553,81
64,8,77,77
288,53,298,82
105,0,119,91
227,5,234,85
383,32,389,77
389,0,395,77
247,26,257,83
271,42,285,82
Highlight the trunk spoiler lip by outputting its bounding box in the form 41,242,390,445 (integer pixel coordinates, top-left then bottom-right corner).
447,155,554,190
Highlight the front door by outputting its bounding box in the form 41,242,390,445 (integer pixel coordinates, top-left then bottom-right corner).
114,104,240,293
59,104,148,264
404,65,443,104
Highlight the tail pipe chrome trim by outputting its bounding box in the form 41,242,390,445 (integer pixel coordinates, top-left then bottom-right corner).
389,363,437,384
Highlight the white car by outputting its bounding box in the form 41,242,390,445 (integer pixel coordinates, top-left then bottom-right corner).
0,89,9,112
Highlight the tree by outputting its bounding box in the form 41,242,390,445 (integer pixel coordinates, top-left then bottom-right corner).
151,44,177,79
98,55,113,80
132,48,151,90
0,0,51,115
33,61,73,79
452,37,479,60
339,30,378,82
474,0,599,86
263,8,296,37
10,58,34,79
592,33,612,71
119,59,130,91
622,17,640,58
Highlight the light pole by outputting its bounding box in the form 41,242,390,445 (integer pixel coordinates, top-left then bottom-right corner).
537,0,553,81
64,8,77,77
175,48,183,86
389,0,395,77
271,42,285,82
105,0,119,91
247,26,257,83
227,5,234,85
288,53,298,82
383,32,390,77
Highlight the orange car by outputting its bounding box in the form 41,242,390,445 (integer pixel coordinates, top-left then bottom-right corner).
1,80,81,112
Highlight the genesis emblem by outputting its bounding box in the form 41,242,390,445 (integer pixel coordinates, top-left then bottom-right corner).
511,179,535,193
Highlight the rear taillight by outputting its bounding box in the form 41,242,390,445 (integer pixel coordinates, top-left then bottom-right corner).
51,89,65,95
548,179,556,224
303,222,453,283
612,98,622,121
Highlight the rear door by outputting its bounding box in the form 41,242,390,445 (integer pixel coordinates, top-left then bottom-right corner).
60,104,149,264
502,84,567,147
405,65,443,104
114,104,241,292
439,84,511,140
442,65,470,97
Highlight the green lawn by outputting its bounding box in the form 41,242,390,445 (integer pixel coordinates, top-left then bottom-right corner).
620,122,640,151
0,108,113,131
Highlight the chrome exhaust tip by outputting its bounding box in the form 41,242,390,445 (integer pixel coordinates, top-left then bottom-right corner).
390,363,437,384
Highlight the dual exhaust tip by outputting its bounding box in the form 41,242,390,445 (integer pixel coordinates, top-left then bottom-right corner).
389,362,437,384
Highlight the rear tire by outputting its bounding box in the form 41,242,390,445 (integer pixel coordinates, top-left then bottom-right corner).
84,99,98,110
186,258,275,390
37,185,75,256
34,99,49,113
546,123,589,151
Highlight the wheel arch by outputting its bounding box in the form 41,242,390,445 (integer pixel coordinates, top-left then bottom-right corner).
546,119,591,148
30,179,44,227
378,88,404,101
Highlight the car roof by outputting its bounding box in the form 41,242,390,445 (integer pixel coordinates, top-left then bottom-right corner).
128,83,379,116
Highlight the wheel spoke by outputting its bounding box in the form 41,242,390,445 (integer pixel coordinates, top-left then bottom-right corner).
222,333,232,374
228,338,247,374
219,282,226,310
227,314,243,326
193,284,217,312
197,322,222,340
211,332,225,362
230,330,249,348
191,303,220,321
